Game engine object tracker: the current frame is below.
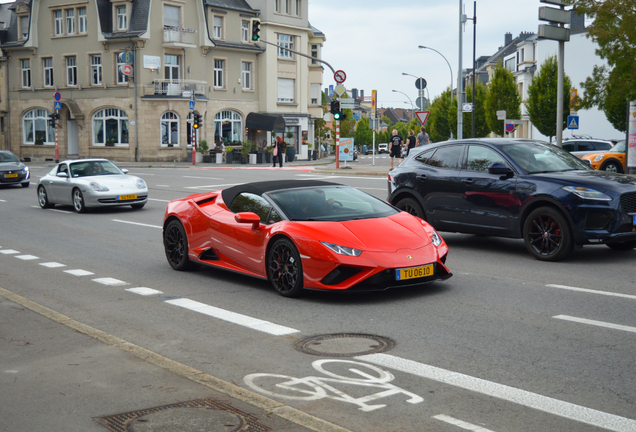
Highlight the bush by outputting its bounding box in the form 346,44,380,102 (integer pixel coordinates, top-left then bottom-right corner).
197,140,209,154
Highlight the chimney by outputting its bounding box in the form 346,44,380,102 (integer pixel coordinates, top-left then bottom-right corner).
360,89,364,99
351,88,358,99
505,32,512,46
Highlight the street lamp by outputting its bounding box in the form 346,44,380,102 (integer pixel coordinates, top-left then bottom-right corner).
392,89,415,120
418,46,454,139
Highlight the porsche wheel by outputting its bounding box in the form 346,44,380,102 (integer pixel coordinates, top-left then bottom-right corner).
37,186,54,209
601,160,622,174
396,197,425,219
523,207,573,261
164,219,198,271
72,188,88,213
268,238,304,298
606,241,636,251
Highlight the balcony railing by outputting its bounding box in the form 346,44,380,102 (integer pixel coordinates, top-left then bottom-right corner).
163,26,196,45
149,79,207,97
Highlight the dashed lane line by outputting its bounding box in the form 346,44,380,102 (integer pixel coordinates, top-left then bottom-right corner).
16,255,39,260
553,315,636,334
433,414,496,432
93,277,128,286
64,269,94,276
40,262,66,268
126,287,163,296
546,284,636,301
112,219,162,229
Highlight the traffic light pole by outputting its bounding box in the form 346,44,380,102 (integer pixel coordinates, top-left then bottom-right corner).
335,120,340,170
54,109,59,163
255,39,336,74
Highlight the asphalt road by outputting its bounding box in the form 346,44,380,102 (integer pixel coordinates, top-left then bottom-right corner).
1,163,635,432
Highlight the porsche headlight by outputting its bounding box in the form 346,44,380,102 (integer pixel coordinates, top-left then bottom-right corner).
320,241,362,257
89,181,109,192
562,186,611,201
593,154,605,162
136,178,147,189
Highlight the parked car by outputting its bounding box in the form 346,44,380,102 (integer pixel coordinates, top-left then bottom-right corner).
561,137,614,158
163,180,451,297
378,143,389,154
581,140,626,173
0,150,30,188
388,138,636,261
37,159,148,213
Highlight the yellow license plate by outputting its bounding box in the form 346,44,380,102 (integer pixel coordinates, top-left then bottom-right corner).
396,264,433,281
118,194,137,201
4,174,18,178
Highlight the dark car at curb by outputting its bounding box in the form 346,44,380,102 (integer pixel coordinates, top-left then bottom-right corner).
388,138,636,261
0,150,30,188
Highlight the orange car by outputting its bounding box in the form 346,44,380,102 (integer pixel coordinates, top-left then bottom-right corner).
581,140,626,173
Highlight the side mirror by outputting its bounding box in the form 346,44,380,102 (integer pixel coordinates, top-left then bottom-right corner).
56,172,69,178
235,212,261,229
488,162,513,176
121,168,129,174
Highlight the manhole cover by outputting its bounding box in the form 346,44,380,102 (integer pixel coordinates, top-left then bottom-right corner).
295,333,395,357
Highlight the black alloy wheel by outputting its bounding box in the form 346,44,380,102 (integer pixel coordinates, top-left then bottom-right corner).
267,238,304,297
396,197,425,219
164,219,198,271
601,160,622,174
72,188,88,213
37,185,54,209
523,207,573,261
606,240,636,251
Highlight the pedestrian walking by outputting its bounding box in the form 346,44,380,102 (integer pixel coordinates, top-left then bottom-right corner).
406,130,416,156
416,126,430,147
389,129,403,169
272,136,284,168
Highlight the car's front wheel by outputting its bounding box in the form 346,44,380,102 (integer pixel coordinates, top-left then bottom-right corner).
606,241,636,251
72,188,88,213
601,160,622,174
38,185,54,209
267,238,304,297
523,207,573,261
395,197,425,220
163,219,199,271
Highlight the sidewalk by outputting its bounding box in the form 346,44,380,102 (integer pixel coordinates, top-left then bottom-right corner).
0,287,349,432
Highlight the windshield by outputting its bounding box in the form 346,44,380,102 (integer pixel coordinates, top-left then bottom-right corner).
268,186,399,222
69,161,124,178
502,142,591,174
0,151,19,163
610,140,626,153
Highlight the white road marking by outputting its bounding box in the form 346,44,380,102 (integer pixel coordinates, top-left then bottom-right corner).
358,353,636,432
126,287,163,296
553,315,636,334
40,262,66,268
546,284,636,301
92,277,128,286
112,219,162,229
0,249,19,254
433,414,496,432
184,182,243,190
165,298,299,336
64,269,94,276
16,255,39,260
0,199,6,202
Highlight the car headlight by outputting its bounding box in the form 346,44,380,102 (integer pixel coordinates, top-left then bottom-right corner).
420,220,442,246
593,154,605,162
89,181,109,192
562,186,611,201
320,241,362,257
23,166,29,173
136,178,146,189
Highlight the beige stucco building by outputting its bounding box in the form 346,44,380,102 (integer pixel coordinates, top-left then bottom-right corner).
0,0,325,162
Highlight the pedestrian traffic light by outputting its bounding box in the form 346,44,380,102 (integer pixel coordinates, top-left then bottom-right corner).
250,18,261,41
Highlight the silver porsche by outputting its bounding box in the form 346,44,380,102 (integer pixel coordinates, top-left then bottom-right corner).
37,159,148,213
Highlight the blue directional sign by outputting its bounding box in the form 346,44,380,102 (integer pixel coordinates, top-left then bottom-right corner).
119,52,134,64
54,101,62,110
567,115,579,130
189,100,195,110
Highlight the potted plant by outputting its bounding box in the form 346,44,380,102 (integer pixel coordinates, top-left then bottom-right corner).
225,145,234,164
198,140,211,163
266,145,273,164
106,139,115,147
240,142,250,164
285,132,296,162
35,138,44,145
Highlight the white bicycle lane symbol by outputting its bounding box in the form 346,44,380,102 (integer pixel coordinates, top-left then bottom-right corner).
244,359,423,412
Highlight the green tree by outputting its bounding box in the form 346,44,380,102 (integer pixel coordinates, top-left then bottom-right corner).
485,63,521,135
526,55,572,141
428,88,453,142
354,117,373,145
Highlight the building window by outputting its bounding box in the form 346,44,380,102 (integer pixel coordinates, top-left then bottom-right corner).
66,9,75,34
213,16,223,39
116,5,127,31
277,34,294,59
214,59,224,88
163,4,180,27
311,44,319,65
116,53,127,84
504,56,515,72
54,10,63,36
93,108,129,146
43,58,54,87
285,0,290,14
241,62,252,90
277,78,294,103
311,83,320,105
91,54,102,85
161,112,179,146
19,15,29,39
241,20,249,42
66,56,77,86
295,0,301,16
20,59,31,88
23,109,54,144
78,7,87,33
275,0,279,13
214,110,242,143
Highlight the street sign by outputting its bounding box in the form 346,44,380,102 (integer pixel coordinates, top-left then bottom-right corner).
567,115,579,129
340,97,355,109
496,110,506,120
54,101,61,110
415,111,430,125
505,123,515,132
416,97,428,109
462,103,473,112
120,65,133,75
334,70,346,84
119,52,134,64
371,90,377,117
189,100,195,110
54,92,61,101
415,78,427,90
334,83,346,98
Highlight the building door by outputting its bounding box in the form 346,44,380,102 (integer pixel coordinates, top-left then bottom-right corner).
67,120,79,156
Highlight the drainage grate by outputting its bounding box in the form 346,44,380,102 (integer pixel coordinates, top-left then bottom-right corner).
94,398,271,432
295,333,396,357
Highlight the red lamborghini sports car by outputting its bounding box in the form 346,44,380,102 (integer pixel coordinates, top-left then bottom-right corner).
163,180,452,297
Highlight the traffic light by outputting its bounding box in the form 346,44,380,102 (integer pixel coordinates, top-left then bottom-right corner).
193,113,202,129
250,18,261,41
330,100,346,121
48,112,59,128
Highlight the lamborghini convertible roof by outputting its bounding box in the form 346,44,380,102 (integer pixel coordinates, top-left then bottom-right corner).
221,180,342,206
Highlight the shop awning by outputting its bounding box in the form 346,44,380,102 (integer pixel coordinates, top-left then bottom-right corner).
246,113,285,133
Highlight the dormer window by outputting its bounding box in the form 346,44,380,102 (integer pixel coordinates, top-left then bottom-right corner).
116,5,127,31
18,15,29,40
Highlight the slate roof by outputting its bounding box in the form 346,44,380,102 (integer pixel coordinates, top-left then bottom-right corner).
1,1,23,47
204,0,257,14
96,0,151,39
